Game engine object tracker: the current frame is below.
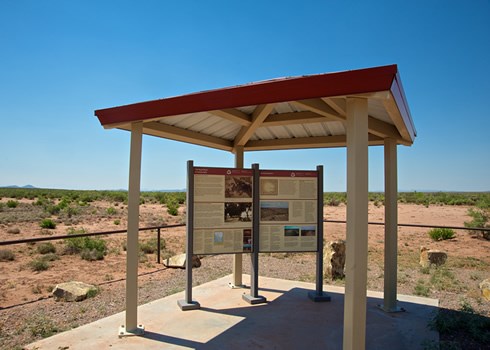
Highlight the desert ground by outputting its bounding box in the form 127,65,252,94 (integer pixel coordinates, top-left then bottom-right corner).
0,196,489,349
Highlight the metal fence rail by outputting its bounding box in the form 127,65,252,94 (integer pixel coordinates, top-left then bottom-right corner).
323,219,489,232
0,223,186,264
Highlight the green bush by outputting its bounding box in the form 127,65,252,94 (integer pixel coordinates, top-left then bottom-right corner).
64,228,107,260
413,280,430,297
140,237,165,254
37,242,56,254
6,200,19,208
0,249,15,261
40,219,56,229
80,248,105,261
106,207,117,215
167,201,179,216
465,208,490,239
29,259,49,271
41,253,59,262
428,228,455,241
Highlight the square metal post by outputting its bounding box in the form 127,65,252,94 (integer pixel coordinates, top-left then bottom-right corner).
242,163,266,305
308,165,331,302
178,160,200,310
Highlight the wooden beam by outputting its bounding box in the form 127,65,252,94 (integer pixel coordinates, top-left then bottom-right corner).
368,117,402,140
141,122,233,151
245,134,384,151
245,135,347,150
321,97,346,116
291,99,345,122
209,109,252,127
263,111,327,126
383,94,412,143
234,104,275,148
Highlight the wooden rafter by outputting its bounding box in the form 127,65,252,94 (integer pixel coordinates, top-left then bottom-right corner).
321,97,346,116
140,121,233,151
291,99,344,122
234,104,275,148
245,134,385,151
209,109,251,127
297,97,403,141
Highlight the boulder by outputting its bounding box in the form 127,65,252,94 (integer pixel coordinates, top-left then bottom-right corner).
324,240,346,279
163,253,201,269
52,281,97,302
480,279,490,301
7,227,20,234
420,246,447,267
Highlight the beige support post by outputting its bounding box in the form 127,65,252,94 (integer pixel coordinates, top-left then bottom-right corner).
119,122,144,337
343,98,368,350
231,146,245,288
382,138,402,312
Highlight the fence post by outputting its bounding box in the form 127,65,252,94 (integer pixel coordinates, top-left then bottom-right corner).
157,228,161,264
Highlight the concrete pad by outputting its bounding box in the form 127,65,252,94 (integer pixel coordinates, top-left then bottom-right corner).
26,275,439,349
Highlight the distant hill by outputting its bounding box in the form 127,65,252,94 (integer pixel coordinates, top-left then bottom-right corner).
1,185,37,189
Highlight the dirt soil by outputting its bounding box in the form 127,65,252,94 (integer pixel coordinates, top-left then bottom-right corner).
0,200,489,349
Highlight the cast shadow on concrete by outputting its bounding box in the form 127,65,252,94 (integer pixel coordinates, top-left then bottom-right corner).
142,287,438,350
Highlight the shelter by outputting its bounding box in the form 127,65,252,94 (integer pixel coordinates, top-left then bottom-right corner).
94,64,416,350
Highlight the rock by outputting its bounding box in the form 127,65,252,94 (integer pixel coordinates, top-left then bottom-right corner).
7,227,20,234
52,281,97,302
480,279,490,301
324,240,346,279
163,253,201,269
420,246,447,267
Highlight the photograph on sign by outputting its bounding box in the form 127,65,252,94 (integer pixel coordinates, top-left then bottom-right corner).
225,202,252,223
225,175,252,198
260,201,289,221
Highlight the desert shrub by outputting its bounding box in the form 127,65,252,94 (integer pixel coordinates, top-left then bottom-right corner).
413,279,430,297
140,237,165,254
41,253,59,262
430,307,490,345
324,193,347,206
106,207,117,215
0,249,15,261
113,219,120,225
65,228,107,260
428,228,455,241
64,206,80,218
40,219,56,229
29,259,49,271
80,248,105,261
6,200,19,208
27,314,60,338
167,200,179,216
465,208,490,239
0,202,4,211
86,287,99,298
37,242,56,254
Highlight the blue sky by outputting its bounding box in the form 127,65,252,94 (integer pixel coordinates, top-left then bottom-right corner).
0,1,489,192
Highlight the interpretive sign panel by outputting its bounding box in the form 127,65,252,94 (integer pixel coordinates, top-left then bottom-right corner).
193,167,253,255
259,170,318,252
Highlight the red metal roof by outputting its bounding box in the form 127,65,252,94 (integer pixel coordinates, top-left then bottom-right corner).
94,64,416,151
